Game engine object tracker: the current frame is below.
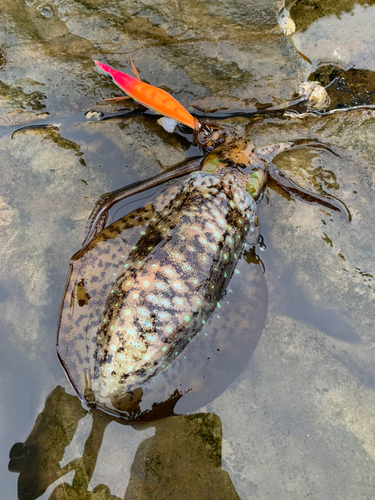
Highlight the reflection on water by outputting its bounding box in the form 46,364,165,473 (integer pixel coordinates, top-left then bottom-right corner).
288,0,375,33
290,2,375,71
9,386,240,499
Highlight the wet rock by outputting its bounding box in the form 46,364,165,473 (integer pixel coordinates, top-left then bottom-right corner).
278,8,296,36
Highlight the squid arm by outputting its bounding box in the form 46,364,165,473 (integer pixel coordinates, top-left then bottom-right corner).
81,156,205,249
268,163,351,221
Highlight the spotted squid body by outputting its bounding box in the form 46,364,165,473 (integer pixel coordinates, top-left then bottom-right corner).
58,168,259,415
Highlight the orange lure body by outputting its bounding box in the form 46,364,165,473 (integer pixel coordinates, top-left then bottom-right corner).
95,61,199,131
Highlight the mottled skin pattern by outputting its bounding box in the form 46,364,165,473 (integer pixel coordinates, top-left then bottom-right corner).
93,172,255,397
58,169,258,413
57,123,348,419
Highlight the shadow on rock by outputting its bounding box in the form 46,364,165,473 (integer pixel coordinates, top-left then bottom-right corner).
9,386,240,500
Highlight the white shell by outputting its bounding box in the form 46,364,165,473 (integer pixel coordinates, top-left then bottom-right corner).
298,81,331,111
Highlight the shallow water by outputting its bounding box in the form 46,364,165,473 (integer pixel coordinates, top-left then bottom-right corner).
1,0,375,498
